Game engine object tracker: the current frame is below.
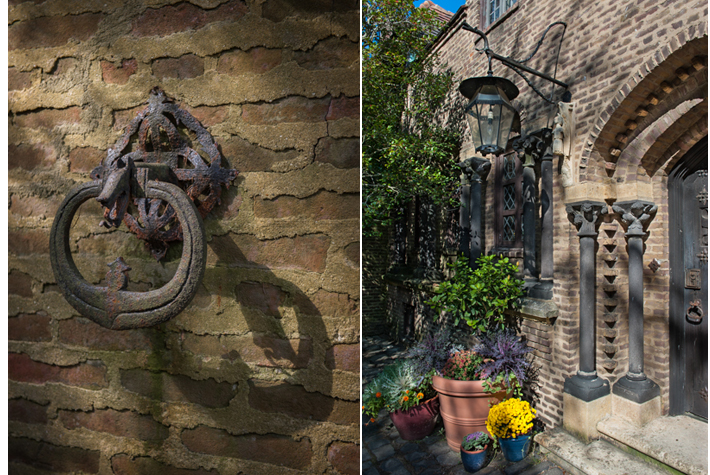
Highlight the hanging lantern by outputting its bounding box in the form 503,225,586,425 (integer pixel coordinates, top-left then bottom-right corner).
459,76,520,156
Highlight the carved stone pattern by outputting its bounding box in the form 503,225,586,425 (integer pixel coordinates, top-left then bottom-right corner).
457,157,491,184
612,201,657,235
566,202,607,236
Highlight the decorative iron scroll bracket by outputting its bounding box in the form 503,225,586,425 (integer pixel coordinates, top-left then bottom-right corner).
50,87,238,329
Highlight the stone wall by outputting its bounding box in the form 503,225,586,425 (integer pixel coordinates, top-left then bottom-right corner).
8,1,359,474
367,0,707,429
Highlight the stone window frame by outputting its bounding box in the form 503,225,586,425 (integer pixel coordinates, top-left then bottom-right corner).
493,151,524,251
479,0,520,31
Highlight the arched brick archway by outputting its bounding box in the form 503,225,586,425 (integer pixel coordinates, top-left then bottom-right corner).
575,24,708,184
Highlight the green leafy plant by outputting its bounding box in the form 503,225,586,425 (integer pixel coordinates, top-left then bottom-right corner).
461,431,490,451
362,360,434,422
426,254,524,334
362,0,465,234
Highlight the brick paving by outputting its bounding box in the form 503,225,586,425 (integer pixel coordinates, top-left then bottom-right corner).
362,335,569,475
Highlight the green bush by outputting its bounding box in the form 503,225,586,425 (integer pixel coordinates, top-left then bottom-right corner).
426,254,524,334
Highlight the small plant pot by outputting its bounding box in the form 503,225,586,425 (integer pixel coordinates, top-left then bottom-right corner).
498,433,532,462
460,445,488,472
388,395,440,440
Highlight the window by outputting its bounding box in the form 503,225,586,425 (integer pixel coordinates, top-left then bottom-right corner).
494,152,523,249
484,0,517,27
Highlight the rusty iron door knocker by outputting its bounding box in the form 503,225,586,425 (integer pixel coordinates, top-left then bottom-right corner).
50,88,238,329
687,299,704,324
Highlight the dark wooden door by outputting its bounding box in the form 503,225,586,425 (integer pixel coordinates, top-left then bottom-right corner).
669,137,708,419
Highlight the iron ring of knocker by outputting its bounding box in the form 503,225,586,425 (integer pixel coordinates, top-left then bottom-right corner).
50,87,238,329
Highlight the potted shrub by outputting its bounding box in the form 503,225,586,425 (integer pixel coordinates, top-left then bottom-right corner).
486,397,536,462
362,331,451,440
460,431,490,473
431,330,532,451
426,254,524,333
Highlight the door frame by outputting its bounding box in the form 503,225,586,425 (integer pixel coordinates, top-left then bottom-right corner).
668,136,708,416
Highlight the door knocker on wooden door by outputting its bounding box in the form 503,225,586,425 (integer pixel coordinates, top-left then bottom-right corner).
50,87,238,330
687,299,704,324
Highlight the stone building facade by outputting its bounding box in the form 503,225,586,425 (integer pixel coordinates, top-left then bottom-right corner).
367,0,708,434
8,1,359,474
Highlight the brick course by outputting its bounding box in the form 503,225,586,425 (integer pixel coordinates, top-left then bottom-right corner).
8,0,359,472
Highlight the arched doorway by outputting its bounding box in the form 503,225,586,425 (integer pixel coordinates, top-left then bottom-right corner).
668,136,708,418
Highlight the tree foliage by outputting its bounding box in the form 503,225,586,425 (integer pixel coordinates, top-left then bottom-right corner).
362,0,465,234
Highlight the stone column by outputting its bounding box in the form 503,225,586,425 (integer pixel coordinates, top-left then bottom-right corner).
564,201,610,401
540,148,554,280
457,157,491,269
611,200,660,404
521,149,538,279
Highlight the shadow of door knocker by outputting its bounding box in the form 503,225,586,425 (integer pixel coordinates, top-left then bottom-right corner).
50,87,238,330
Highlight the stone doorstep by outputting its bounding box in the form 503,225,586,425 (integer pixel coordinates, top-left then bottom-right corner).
535,428,670,475
597,415,708,475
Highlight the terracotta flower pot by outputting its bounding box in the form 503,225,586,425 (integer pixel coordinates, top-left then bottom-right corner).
432,375,507,451
388,394,440,440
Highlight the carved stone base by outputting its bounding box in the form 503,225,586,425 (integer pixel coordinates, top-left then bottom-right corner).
563,391,611,442
564,373,610,402
612,375,660,404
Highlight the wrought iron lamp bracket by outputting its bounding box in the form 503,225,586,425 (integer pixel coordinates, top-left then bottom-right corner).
461,21,569,104
50,87,239,329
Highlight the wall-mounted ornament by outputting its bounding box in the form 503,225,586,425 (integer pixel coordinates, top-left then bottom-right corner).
50,87,238,329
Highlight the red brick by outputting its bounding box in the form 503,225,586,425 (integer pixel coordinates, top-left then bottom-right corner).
186,105,230,127
14,107,81,129
8,229,50,255
294,37,358,70
9,437,100,473
8,143,56,171
248,380,359,424
8,353,108,389
328,441,359,475
120,369,237,407
344,241,359,266
262,0,357,22
217,48,283,76
8,270,33,298
183,333,312,368
152,54,204,80
234,281,286,316
59,408,169,441
112,455,218,475
327,95,359,120
57,318,153,351
294,289,359,318
9,398,48,425
131,1,248,38
219,136,299,172
208,234,331,273
69,147,104,173
241,96,330,124
101,59,138,85
254,191,359,220
113,106,146,131
314,137,359,169
8,67,33,91
181,426,312,470
9,13,104,50
9,313,52,342
325,344,359,372
10,194,61,218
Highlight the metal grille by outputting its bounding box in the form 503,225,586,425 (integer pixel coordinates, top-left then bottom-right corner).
504,216,516,241
504,184,515,210
504,155,516,180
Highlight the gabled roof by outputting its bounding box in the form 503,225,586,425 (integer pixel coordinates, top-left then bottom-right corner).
419,0,454,24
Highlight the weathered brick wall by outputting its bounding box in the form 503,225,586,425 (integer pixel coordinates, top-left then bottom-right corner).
8,1,359,474
417,0,707,427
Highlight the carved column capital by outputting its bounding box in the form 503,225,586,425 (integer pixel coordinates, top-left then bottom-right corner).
566,201,608,237
457,156,491,184
511,129,552,166
612,200,657,237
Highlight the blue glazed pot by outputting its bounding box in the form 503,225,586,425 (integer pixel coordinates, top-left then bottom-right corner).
499,433,532,462
460,446,488,473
